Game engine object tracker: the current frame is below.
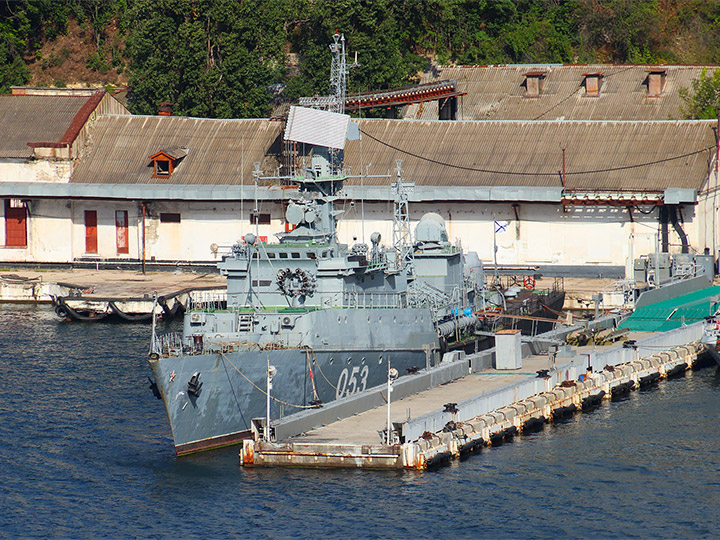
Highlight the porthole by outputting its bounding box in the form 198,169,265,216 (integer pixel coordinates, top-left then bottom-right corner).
393,316,397,324
347,357,352,365
361,357,366,365
329,357,334,365
338,316,342,324
378,355,383,364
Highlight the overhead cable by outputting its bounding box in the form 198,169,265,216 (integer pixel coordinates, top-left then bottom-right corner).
359,128,714,177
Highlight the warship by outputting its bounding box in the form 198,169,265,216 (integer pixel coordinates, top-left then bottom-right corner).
146,35,564,455
147,121,488,454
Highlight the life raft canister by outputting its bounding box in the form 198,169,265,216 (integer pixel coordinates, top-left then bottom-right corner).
523,276,536,290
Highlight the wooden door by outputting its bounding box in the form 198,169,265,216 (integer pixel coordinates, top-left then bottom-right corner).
115,210,128,254
4,200,27,247
85,210,97,253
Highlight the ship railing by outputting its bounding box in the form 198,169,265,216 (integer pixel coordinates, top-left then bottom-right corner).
189,291,228,312
342,290,408,308
157,331,185,357
407,280,453,311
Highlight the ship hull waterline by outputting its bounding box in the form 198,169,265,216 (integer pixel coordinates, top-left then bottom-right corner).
149,346,433,456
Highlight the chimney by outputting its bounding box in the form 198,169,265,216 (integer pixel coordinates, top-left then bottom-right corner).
158,101,173,116
646,69,667,96
523,71,547,98
583,72,603,97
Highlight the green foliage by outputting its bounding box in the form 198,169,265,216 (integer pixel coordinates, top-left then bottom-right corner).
679,68,720,120
0,46,30,93
124,0,286,118
86,50,111,73
576,0,665,63
7,0,720,117
0,0,72,92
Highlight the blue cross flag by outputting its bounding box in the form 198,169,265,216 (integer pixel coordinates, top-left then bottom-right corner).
494,220,508,233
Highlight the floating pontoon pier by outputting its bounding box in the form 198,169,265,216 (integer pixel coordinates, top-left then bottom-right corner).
241,321,708,470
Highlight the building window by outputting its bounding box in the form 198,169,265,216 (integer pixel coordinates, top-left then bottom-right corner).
4,199,27,247
154,159,171,177
250,213,271,225
85,210,98,254
160,213,181,223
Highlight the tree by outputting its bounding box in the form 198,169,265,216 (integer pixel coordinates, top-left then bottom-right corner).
0,0,71,93
679,68,720,120
124,0,287,118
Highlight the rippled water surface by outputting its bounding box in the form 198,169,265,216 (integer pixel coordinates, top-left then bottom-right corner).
1,304,719,539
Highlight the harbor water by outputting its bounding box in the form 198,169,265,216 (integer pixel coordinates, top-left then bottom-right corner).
2,304,719,539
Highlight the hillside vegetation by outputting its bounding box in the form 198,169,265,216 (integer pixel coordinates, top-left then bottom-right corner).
2,0,720,118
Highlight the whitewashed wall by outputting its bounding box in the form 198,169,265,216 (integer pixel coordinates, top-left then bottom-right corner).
0,197,704,268
337,200,698,274
0,159,73,183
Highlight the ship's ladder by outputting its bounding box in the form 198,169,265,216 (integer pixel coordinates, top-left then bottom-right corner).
237,314,254,333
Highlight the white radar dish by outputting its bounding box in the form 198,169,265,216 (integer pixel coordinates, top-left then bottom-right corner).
286,204,304,225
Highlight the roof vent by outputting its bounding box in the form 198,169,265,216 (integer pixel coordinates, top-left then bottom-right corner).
583,72,603,97
523,71,547,98
646,69,667,96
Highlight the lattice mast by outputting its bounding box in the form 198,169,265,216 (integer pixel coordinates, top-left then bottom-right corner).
329,33,348,114
392,160,414,270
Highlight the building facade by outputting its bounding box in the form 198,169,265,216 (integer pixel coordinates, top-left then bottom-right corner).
1,66,718,277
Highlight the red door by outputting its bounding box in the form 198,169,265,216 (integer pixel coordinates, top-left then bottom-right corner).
4,200,27,247
116,210,128,254
85,210,97,253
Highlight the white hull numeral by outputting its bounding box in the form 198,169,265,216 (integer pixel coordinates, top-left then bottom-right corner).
335,364,369,399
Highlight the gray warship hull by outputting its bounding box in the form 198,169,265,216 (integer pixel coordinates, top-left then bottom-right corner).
150,307,440,454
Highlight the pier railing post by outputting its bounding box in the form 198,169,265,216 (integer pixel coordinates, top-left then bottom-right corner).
387,358,398,445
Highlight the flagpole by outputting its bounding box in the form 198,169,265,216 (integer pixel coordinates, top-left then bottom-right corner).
493,218,499,286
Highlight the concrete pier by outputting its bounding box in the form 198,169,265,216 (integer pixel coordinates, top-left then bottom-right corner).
0,268,225,302
241,322,707,470
0,268,225,320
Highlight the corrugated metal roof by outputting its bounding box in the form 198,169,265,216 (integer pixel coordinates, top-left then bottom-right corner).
0,95,93,158
71,115,283,185
343,119,715,191
622,286,720,332
70,114,714,193
405,65,719,121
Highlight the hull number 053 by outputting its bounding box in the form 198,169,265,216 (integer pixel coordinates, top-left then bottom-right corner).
336,365,369,399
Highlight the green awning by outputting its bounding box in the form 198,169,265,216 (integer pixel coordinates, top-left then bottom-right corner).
621,286,720,332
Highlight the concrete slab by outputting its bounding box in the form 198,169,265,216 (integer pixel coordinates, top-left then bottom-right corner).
290,355,555,446
0,268,225,302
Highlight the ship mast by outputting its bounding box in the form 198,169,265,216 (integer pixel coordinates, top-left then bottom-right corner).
329,32,348,115
392,160,414,272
